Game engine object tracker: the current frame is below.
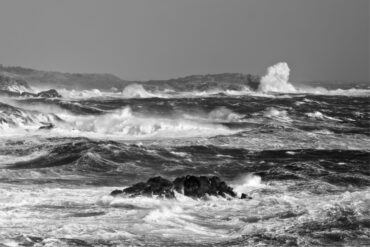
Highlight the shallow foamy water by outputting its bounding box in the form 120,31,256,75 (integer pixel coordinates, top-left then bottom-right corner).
1,181,369,246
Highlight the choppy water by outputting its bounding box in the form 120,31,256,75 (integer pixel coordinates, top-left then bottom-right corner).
0,87,369,246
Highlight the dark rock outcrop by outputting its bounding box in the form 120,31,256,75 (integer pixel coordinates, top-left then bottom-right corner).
20,89,62,98
173,175,236,198
36,89,62,98
110,189,124,196
110,175,242,199
39,123,54,130
122,176,175,198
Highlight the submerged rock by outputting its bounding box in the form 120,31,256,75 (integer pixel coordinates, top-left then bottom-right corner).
121,176,175,198
111,175,242,199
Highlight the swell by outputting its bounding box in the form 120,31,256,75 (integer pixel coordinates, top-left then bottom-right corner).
1,138,369,188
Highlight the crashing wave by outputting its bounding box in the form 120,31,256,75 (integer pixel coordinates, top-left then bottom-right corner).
232,174,265,195
0,102,234,139
257,62,370,96
58,88,104,99
0,102,61,131
59,107,232,139
121,84,158,98
258,62,296,93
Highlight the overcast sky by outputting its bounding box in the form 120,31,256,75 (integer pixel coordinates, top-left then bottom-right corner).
0,0,369,81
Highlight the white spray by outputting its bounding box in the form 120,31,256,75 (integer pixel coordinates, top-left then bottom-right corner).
258,62,296,93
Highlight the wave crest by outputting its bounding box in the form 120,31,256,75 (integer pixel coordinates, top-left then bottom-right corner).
61,107,232,138
0,102,60,131
0,103,235,139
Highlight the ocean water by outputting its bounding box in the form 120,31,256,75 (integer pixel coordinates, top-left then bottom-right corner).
0,66,369,246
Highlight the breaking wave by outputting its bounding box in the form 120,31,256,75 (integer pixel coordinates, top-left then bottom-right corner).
59,107,233,139
121,84,160,98
0,103,234,139
0,102,61,131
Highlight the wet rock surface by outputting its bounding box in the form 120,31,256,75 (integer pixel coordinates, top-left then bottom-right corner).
36,89,62,98
111,175,239,199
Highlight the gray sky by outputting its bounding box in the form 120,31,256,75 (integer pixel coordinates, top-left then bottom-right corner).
0,0,369,81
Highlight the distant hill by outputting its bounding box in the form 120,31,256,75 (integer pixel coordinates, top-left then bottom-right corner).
0,65,126,90
142,73,261,92
0,64,260,91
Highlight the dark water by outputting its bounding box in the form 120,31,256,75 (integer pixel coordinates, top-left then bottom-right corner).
0,92,369,246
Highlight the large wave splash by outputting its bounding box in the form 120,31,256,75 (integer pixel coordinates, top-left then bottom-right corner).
258,62,370,96
258,62,297,93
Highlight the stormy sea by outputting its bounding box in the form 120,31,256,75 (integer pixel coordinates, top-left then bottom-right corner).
0,63,369,247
